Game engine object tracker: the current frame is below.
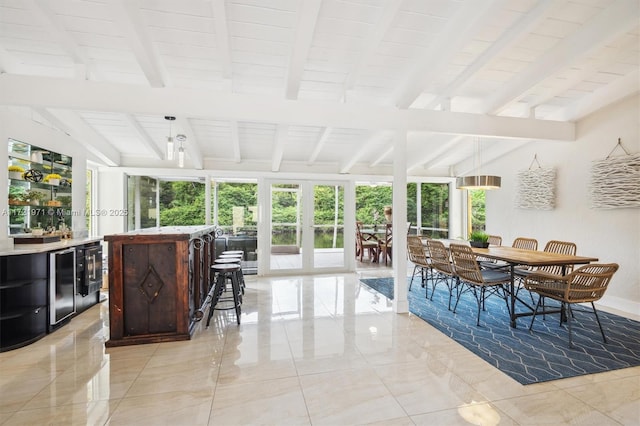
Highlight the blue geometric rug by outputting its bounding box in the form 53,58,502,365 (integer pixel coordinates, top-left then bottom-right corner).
360,277,640,385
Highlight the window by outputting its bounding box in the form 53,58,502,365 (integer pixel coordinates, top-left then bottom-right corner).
159,180,206,226
126,176,158,230
213,180,258,236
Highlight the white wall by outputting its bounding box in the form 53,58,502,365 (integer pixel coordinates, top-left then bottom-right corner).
486,94,640,315
0,108,88,240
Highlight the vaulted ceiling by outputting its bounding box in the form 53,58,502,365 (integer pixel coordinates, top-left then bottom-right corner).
0,0,637,176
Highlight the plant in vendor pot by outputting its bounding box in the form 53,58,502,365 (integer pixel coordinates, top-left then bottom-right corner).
44,173,62,186
469,231,490,248
25,190,47,206
8,165,24,180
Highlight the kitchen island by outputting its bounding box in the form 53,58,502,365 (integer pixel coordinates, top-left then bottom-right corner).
104,226,216,347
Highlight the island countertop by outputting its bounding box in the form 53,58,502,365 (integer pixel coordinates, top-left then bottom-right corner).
0,236,103,256
104,225,217,242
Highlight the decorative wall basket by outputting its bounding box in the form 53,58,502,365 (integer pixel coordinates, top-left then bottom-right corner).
589,140,640,209
515,155,556,210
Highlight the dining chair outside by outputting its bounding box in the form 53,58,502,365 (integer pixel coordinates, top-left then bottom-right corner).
407,236,431,293
524,263,619,348
378,223,392,265
450,244,511,326
425,239,457,309
355,221,379,263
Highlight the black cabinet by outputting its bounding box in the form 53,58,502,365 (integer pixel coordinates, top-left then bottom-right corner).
0,253,48,352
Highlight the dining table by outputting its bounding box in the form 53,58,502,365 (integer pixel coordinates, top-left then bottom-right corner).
469,246,599,327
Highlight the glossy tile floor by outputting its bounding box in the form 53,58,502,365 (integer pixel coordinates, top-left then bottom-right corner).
1,271,639,425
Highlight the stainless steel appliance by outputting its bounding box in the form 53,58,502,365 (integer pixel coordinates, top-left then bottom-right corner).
49,248,76,326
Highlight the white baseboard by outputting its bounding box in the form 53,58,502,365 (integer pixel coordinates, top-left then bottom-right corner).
597,295,640,321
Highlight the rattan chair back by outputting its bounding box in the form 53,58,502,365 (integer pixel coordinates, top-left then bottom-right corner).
426,239,454,276
487,235,502,246
407,236,429,268
449,244,484,285
512,237,538,251
538,240,577,275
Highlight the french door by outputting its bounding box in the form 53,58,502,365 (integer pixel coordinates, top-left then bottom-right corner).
265,180,347,274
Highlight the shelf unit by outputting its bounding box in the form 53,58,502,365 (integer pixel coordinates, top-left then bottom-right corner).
7,139,72,234
0,253,48,351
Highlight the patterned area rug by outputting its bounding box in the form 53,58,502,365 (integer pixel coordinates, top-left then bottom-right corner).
360,277,640,385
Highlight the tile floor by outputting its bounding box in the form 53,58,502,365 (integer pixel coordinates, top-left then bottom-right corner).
0,271,639,425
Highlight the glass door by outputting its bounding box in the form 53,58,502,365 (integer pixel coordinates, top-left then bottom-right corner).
267,181,346,274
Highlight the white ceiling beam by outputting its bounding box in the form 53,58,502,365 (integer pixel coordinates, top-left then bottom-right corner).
107,0,166,88
175,117,204,169
122,114,163,160
0,74,575,141
407,135,465,171
285,0,322,100
210,0,232,79
307,127,332,164
482,0,639,115
0,43,20,73
25,0,98,80
427,0,557,110
454,139,528,176
340,131,394,174
230,120,241,162
40,108,120,166
272,124,288,172
370,146,393,167
344,0,403,91
393,1,500,109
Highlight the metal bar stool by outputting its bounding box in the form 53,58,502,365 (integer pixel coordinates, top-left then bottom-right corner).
207,263,242,326
214,257,245,294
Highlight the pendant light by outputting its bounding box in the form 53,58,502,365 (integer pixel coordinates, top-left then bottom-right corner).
165,116,176,161
456,137,501,190
176,134,186,168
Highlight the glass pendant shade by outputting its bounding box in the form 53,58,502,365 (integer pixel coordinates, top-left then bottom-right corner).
166,137,175,161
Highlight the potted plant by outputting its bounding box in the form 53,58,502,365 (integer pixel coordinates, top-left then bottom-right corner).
44,173,62,186
469,231,490,248
25,190,47,206
8,165,24,180
8,186,27,205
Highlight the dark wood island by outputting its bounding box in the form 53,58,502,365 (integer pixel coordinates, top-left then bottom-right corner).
104,226,216,347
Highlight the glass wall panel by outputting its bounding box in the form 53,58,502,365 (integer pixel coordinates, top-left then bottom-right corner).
420,183,449,238
159,180,205,226
126,176,157,230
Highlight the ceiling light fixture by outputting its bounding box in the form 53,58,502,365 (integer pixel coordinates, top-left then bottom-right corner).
164,116,176,161
176,134,186,168
456,137,501,190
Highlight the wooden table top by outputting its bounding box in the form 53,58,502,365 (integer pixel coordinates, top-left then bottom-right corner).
470,245,598,267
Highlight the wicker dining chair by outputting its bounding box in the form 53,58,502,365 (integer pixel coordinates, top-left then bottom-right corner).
425,239,457,309
488,235,502,246
407,236,431,293
515,240,577,300
524,263,619,348
450,244,511,326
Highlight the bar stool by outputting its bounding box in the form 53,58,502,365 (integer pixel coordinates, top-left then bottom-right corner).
214,257,245,293
207,263,242,326
222,250,244,258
